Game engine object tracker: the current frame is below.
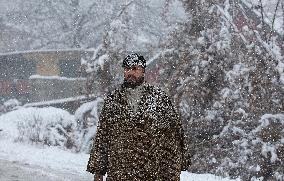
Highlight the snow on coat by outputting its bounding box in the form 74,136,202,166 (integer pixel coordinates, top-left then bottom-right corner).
87,83,189,180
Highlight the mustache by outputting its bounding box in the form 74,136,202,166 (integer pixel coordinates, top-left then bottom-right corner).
123,76,145,88
126,75,137,79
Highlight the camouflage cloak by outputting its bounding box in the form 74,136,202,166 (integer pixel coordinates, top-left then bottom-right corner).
87,83,189,180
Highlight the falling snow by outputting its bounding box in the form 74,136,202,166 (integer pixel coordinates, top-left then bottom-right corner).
0,0,284,180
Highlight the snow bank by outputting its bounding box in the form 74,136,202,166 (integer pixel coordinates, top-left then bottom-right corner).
0,139,89,175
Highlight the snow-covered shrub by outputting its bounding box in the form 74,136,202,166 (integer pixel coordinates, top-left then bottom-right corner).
214,114,284,180
17,115,76,150
250,114,284,180
0,99,21,115
156,0,284,179
0,107,78,151
74,97,104,153
4,99,21,110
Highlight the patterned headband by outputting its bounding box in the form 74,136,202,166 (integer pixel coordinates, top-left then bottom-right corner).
122,53,146,68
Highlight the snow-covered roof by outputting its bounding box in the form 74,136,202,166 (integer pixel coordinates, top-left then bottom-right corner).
0,48,93,57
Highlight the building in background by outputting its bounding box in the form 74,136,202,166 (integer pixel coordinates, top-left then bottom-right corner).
0,50,89,105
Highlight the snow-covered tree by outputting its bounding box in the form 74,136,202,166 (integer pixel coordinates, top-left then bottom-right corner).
81,0,187,96
155,0,284,179
1,0,186,53
2,0,114,50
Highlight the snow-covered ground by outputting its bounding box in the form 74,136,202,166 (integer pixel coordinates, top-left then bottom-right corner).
0,139,93,181
0,139,239,181
0,107,239,181
0,158,91,181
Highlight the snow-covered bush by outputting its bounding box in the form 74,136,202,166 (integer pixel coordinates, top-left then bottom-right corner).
74,97,104,153
0,107,78,151
250,114,284,180
215,114,284,180
156,0,284,180
0,99,21,115
0,98,105,153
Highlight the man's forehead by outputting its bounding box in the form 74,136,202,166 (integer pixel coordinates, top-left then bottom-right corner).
124,65,144,69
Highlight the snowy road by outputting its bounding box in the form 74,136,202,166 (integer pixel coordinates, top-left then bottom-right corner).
0,157,239,181
0,159,93,181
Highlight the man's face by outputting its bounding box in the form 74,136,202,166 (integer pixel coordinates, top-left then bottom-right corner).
124,65,145,88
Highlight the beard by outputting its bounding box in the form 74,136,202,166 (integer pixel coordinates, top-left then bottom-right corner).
123,75,144,89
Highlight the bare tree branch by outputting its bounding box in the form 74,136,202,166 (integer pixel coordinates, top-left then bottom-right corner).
116,1,135,18
269,0,281,41
259,0,267,41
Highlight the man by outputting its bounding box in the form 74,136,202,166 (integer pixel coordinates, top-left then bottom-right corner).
87,53,189,180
